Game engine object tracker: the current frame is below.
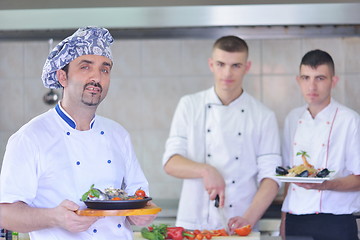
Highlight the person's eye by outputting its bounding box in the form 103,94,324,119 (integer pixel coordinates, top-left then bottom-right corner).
101,68,110,73
81,65,89,70
216,62,224,67
233,64,241,68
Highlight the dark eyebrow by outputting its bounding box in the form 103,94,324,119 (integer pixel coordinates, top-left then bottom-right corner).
78,59,93,65
78,59,112,69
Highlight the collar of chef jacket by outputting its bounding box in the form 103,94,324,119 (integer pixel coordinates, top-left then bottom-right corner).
55,102,95,129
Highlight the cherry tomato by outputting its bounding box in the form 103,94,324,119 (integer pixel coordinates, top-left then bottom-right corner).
234,224,252,236
135,189,146,197
195,233,204,240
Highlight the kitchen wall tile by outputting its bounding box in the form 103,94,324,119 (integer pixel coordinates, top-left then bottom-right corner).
247,39,262,75
97,77,145,131
301,38,345,74
141,40,182,76
262,75,303,129
0,42,24,79
344,74,360,114
343,37,360,73
110,40,142,77
23,78,58,123
140,129,182,199
24,41,49,78
244,75,262,101
180,39,213,75
332,73,346,105
140,75,186,130
262,39,302,75
0,79,25,131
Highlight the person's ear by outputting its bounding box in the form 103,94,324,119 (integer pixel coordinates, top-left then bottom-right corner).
245,61,252,73
208,57,215,73
56,70,67,88
331,75,339,88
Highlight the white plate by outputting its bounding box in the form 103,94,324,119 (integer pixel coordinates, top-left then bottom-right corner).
275,176,330,183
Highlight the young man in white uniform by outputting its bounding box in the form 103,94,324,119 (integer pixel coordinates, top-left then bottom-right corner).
281,49,360,240
0,27,157,240
163,36,282,231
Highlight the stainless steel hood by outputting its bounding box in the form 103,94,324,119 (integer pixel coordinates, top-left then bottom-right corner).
1,2,360,39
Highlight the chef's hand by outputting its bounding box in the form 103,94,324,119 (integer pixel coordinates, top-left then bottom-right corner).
202,164,226,207
228,216,251,233
295,181,327,190
54,199,100,232
127,201,158,226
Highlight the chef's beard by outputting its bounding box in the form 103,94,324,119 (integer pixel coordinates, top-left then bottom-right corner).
81,82,103,106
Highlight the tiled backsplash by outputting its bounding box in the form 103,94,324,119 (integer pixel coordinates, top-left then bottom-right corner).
1,37,360,201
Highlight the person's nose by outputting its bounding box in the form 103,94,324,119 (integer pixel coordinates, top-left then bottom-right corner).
90,69,102,83
308,78,317,91
223,66,233,78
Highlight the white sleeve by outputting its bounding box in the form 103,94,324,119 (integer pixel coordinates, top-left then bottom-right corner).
282,113,293,168
162,96,190,166
256,111,282,185
0,131,39,204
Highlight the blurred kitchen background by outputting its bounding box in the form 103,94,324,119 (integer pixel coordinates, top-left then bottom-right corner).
1,0,360,237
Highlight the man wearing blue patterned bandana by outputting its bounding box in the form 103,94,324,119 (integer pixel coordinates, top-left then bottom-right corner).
0,26,157,240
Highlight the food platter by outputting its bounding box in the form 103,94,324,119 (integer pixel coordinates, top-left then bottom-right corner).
76,205,161,216
83,197,152,210
276,176,330,183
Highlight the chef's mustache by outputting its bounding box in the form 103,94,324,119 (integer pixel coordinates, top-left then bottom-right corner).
84,82,103,92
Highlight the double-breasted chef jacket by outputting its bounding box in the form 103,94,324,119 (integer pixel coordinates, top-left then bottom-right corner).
282,99,360,215
0,103,149,240
163,87,282,230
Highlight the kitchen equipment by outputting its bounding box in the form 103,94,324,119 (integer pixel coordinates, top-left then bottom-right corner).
215,195,230,234
76,205,161,216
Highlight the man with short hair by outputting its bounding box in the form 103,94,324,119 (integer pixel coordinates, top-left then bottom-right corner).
0,26,156,240
281,49,360,240
163,35,282,231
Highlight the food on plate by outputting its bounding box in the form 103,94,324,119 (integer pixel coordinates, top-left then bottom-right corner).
234,224,252,236
135,189,147,197
276,151,331,178
141,224,230,240
81,184,146,201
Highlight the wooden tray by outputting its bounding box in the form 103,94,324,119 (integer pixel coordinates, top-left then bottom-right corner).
76,205,162,216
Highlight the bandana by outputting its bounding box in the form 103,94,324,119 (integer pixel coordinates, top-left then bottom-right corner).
41,26,114,89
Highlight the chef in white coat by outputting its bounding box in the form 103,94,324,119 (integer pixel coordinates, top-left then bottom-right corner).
0,26,157,240
281,49,360,240
163,36,282,232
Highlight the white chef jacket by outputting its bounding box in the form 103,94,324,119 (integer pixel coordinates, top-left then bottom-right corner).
163,87,281,230
281,99,360,215
0,104,149,240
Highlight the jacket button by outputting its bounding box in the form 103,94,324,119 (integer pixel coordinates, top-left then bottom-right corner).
207,129,211,133
238,132,241,136
207,154,211,157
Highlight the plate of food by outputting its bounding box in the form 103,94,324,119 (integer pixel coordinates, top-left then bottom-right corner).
84,197,152,210
81,184,152,210
275,151,333,183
